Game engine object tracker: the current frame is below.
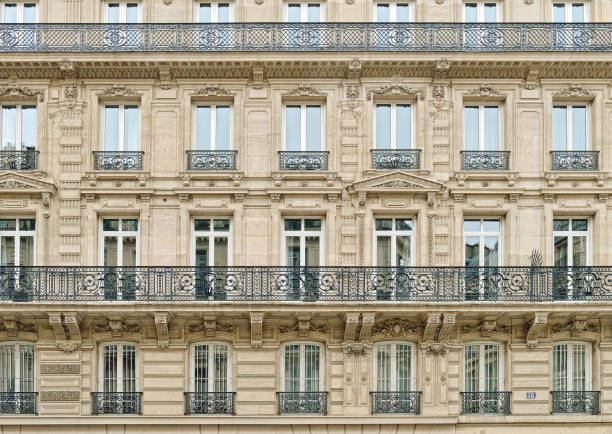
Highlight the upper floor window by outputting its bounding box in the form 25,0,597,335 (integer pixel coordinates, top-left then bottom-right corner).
193,218,230,267
283,218,323,267
374,218,413,267
196,2,232,22
553,342,591,391
553,2,586,22
190,343,231,392
102,105,139,152
464,343,503,392
284,105,324,152
464,2,499,22
0,343,34,393
375,103,413,150
464,105,501,151
194,105,232,151
553,105,588,151
285,2,323,22
374,342,415,391
553,218,589,267
464,219,500,267
1,105,36,151
99,342,137,392
105,2,140,23
0,218,35,267
100,218,138,267
281,342,324,392
0,2,37,23
375,2,412,22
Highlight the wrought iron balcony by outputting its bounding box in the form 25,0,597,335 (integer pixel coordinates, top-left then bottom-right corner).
0,392,37,414
371,149,421,170
551,151,599,171
184,392,235,415
0,265,611,303
279,151,328,171
186,150,237,171
91,392,142,415
461,392,511,415
93,151,143,171
370,391,421,414
461,150,510,171
277,392,327,415
552,391,600,414
0,23,612,52
0,150,38,170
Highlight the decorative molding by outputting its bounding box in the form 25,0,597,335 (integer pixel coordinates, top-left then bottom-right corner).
40,364,80,375
97,85,141,97
438,313,455,341
432,84,445,100
48,313,66,341
347,58,362,79
94,318,141,337
162,0,173,5
423,314,441,341
420,340,448,356
154,312,169,349
367,76,424,100
553,82,592,98
345,84,360,100
350,171,445,193
250,312,263,348
187,318,233,336
64,85,78,99
342,342,369,356
465,82,502,97
191,86,236,97
0,317,36,337
63,313,81,341
283,85,327,97
552,316,599,336
279,316,328,336
0,85,44,102
526,312,548,348
371,317,424,338
40,391,80,402
524,0,534,4
344,313,359,341
462,317,510,337
359,312,375,341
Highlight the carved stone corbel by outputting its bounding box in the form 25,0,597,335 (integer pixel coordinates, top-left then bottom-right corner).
154,312,169,349
526,312,548,348
108,316,124,337
48,313,66,341
250,312,263,348
423,313,441,342
342,341,369,357
63,313,81,341
297,314,312,337
481,315,497,337
344,313,359,342
438,313,455,341
203,315,217,337
358,312,375,342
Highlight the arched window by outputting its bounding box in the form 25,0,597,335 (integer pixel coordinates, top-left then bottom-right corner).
279,342,326,415
0,342,35,414
373,342,415,392
94,342,139,415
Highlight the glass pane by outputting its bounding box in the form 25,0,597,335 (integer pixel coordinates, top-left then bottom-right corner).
286,236,300,267
126,3,139,23
195,237,209,267
483,220,500,232
376,105,391,149
465,236,480,267
396,218,412,231
194,345,209,392
104,106,119,151
19,236,33,266
103,345,118,392
305,106,321,151
122,219,138,231
0,236,15,266
21,106,36,150
304,219,321,231
304,344,320,391
196,106,211,150
553,344,568,391
218,4,230,22
396,4,410,21
483,106,499,150
2,106,16,150
23,4,36,23
123,106,139,151
103,219,119,231
553,219,569,231
463,219,480,233
573,236,587,266
284,219,301,231
554,236,568,266
214,219,230,231
464,3,477,22
285,106,301,151
215,106,231,150
307,4,320,22
104,236,118,267
483,3,497,22
553,3,565,22
573,344,586,391
376,345,391,391
464,345,479,392
122,237,137,266
305,236,320,266
199,3,211,22
0,219,15,231
214,345,228,392
572,3,584,22
287,4,301,22
19,219,34,231
571,106,586,151
20,344,34,392
284,345,300,392
572,219,587,231
396,105,411,149
107,4,120,23
553,106,567,151
463,106,479,150
375,218,392,231
396,235,411,266
0,345,15,392
214,237,228,266
122,345,137,392
396,344,411,391
483,236,499,266
194,219,211,231
376,4,389,22
3,4,16,23
376,236,391,266
484,345,499,392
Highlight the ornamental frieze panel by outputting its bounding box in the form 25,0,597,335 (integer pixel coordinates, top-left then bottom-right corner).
0,85,44,102
349,171,446,194
553,82,593,98
370,318,424,339
190,86,236,97
96,84,142,97
367,76,425,100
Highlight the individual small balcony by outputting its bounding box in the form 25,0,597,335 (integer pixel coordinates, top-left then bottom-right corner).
91,392,142,415
461,151,510,171
461,391,511,415
371,149,421,170
0,150,38,171
370,391,421,414
186,150,237,171
551,151,599,171
552,391,600,414
93,151,143,171
277,392,327,415
279,151,328,171
0,392,37,414
184,392,235,415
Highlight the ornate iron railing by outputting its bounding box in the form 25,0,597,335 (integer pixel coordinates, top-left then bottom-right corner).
184,392,235,415
371,149,421,170
552,391,600,414
461,392,511,415
461,150,510,171
0,392,37,414
277,392,327,415
0,266,610,303
279,151,328,171
370,391,421,414
0,150,38,170
186,150,237,171
551,151,599,171
1,23,612,52
93,151,143,171
91,392,142,415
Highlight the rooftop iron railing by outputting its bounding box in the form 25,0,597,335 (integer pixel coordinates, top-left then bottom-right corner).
0,23,611,52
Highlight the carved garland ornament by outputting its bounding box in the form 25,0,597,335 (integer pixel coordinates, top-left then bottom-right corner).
283,86,327,97
191,87,236,97
371,318,424,337
465,82,502,97
97,85,142,97
553,82,592,98
0,86,44,102
367,83,425,100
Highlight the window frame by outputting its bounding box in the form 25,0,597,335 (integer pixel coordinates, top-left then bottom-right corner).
463,218,503,267
552,104,590,151
463,341,504,392
0,341,35,393
284,2,325,22
373,1,414,22
97,341,139,393
463,1,501,22
0,2,38,23
98,217,139,267
552,2,588,23
373,102,415,150
463,104,503,151
372,341,416,392
194,1,234,22
0,217,36,267
279,341,325,392
281,217,325,267
372,217,415,267
0,104,37,151
552,217,591,267
191,104,234,151
552,341,592,391
100,104,141,152
103,1,141,23
191,217,232,267
189,341,233,393
282,104,326,152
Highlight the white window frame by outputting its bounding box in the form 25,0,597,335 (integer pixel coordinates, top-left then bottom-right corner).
103,1,141,23
0,104,37,151
372,217,415,267
97,341,139,392
0,217,36,266
373,103,415,150
284,2,325,22
463,218,502,267
552,2,588,23
553,341,592,391
191,218,232,266
463,1,501,22
98,218,139,267
282,104,325,152
372,341,416,392
281,218,325,266
553,104,590,151
0,342,35,392
191,104,234,151
279,341,325,392
463,342,504,392
194,1,234,22
463,105,503,151
552,217,591,267
100,104,140,152
189,342,232,392
373,2,414,22
0,2,38,23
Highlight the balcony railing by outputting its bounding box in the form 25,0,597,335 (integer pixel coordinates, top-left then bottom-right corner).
552,391,600,415
461,392,511,415
551,151,599,171
279,151,328,171
461,150,510,171
371,149,421,170
0,150,38,170
0,266,611,303
186,150,237,171
184,392,235,415
0,392,37,414
370,391,421,414
277,392,327,415
0,23,611,52
91,392,142,415
93,151,143,171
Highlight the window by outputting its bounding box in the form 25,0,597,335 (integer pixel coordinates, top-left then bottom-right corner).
374,104,413,150
553,105,588,151
196,2,232,22
464,2,499,22
553,2,586,22
553,342,591,392
0,105,36,151
464,105,501,151
284,105,324,152
464,343,503,393
105,2,140,23
281,342,323,392
375,2,412,22
100,218,138,267
283,218,323,267
190,343,231,393
0,2,37,23
374,342,415,392
193,218,230,267
374,218,413,267
0,218,35,267
464,219,500,267
553,218,589,268
193,105,232,151
0,343,34,393
102,105,139,152
285,2,323,22
99,343,137,393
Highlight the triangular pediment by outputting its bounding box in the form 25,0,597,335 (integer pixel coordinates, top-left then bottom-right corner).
350,171,445,192
0,172,56,194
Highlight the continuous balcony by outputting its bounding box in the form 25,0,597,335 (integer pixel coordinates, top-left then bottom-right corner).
93,151,143,171
0,150,38,171
0,392,37,415
186,150,237,171
1,23,612,52
371,149,421,170
370,391,421,414
551,151,599,171
91,392,142,415
461,392,511,415
279,151,328,171
552,391,600,415
0,266,611,303
461,150,510,171
184,392,235,415
277,392,327,415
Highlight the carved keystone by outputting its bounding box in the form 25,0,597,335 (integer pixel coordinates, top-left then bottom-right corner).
297,314,312,338
203,315,217,337
250,312,264,348
154,312,169,349
526,312,548,348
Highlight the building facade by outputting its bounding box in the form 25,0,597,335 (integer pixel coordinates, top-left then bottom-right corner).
0,0,611,432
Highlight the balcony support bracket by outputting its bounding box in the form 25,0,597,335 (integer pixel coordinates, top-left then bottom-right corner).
250,312,264,348
154,312,169,349
526,312,548,348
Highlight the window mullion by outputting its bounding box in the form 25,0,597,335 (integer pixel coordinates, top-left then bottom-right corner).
209,346,215,393
479,344,485,392
117,345,123,393
14,344,20,393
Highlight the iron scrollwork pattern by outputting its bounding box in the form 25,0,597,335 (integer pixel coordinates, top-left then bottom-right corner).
91,392,142,415
277,392,327,415
551,151,599,171
461,391,511,415
0,392,37,414
184,392,235,415
0,150,38,170
186,150,237,170
370,391,421,414
461,151,510,171
279,151,329,171
371,149,421,170
551,391,600,414
93,151,144,170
